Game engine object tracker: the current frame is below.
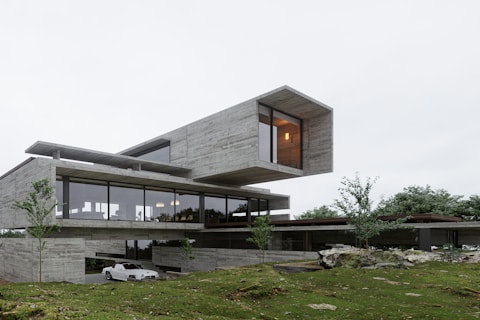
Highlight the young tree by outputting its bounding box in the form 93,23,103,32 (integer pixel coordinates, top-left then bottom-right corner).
13,179,60,283
247,215,274,263
334,174,408,249
295,205,339,220
181,237,195,272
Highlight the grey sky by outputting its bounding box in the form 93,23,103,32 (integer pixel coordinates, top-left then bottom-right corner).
1,1,479,216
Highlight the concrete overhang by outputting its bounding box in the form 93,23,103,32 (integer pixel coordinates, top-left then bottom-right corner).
257,85,333,119
26,141,191,176
194,161,303,185
56,219,205,231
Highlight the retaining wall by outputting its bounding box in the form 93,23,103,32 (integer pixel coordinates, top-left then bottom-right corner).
153,247,318,272
0,238,85,283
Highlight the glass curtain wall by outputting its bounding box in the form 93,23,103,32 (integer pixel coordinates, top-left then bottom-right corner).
175,191,200,222
227,197,249,222
249,198,269,216
145,188,175,222
109,184,144,221
205,195,226,223
55,176,270,224
136,144,170,163
56,179,63,218
68,179,108,220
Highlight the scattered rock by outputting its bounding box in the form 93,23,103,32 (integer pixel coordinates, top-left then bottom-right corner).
308,303,337,311
405,293,422,297
317,247,480,269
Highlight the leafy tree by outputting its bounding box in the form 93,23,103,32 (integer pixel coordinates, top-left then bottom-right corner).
295,205,339,220
375,185,463,216
333,174,408,249
247,216,274,263
13,179,60,283
0,229,25,238
459,195,480,221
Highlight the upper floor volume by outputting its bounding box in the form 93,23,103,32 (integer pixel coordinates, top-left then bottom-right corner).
119,85,333,185
24,85,333,186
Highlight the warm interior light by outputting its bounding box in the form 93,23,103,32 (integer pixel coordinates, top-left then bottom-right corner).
170,200,180,206
285,132,290,141
155,202,165,208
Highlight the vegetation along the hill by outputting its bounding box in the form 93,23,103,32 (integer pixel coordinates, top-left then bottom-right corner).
1,261,480,319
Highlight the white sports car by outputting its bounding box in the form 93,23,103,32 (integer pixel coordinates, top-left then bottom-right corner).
102,262,160,281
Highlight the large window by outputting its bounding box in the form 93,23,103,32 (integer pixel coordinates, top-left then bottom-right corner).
135,143,170,163
249,198,269,216
145,188,175,222
69,179,108,220
55,176,271,224
109,184,144,221
258,104,302,169
227,197,248,222
175,191,200,222
205,195,226,223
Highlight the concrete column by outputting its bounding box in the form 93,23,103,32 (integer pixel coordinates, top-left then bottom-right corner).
52,150,61,160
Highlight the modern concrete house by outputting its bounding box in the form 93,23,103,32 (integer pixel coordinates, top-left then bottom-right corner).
0,86,333,283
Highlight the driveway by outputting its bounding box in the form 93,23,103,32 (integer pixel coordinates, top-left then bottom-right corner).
85,273,110,284
85,272,167,284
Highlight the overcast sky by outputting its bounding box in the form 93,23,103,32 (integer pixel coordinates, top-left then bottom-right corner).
1,1,479,217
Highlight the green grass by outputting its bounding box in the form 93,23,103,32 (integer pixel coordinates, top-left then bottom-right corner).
1,261,480,319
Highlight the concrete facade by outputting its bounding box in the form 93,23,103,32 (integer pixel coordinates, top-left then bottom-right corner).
0,86,334,282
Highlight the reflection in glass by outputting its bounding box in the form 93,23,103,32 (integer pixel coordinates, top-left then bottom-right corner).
228,197,248,222
176,192,200,222
249,198,269,216
55,179,63,218
145,189,174,222
137,144,170,163
126,240,135,259
259,105,271,162
69,181,108,220
205,195,226,223
137,240,153,260
109,185,144,221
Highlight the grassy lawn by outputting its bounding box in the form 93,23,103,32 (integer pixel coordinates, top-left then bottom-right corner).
1,261,480,319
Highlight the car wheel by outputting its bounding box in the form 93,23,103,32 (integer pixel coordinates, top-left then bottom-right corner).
105,271,112,280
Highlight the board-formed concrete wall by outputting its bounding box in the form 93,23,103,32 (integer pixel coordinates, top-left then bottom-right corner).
152,247,318,272
162,99,259,180
0,238,85,283
85,240,126,258
0,157,56,229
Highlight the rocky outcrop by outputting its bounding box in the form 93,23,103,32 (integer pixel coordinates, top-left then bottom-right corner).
318,246,478,269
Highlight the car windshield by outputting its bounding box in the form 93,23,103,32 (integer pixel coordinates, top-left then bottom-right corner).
123,263,140,270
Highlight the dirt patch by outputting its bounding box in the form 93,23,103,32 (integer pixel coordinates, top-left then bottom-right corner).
273,261,323,273
0,279,11,285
